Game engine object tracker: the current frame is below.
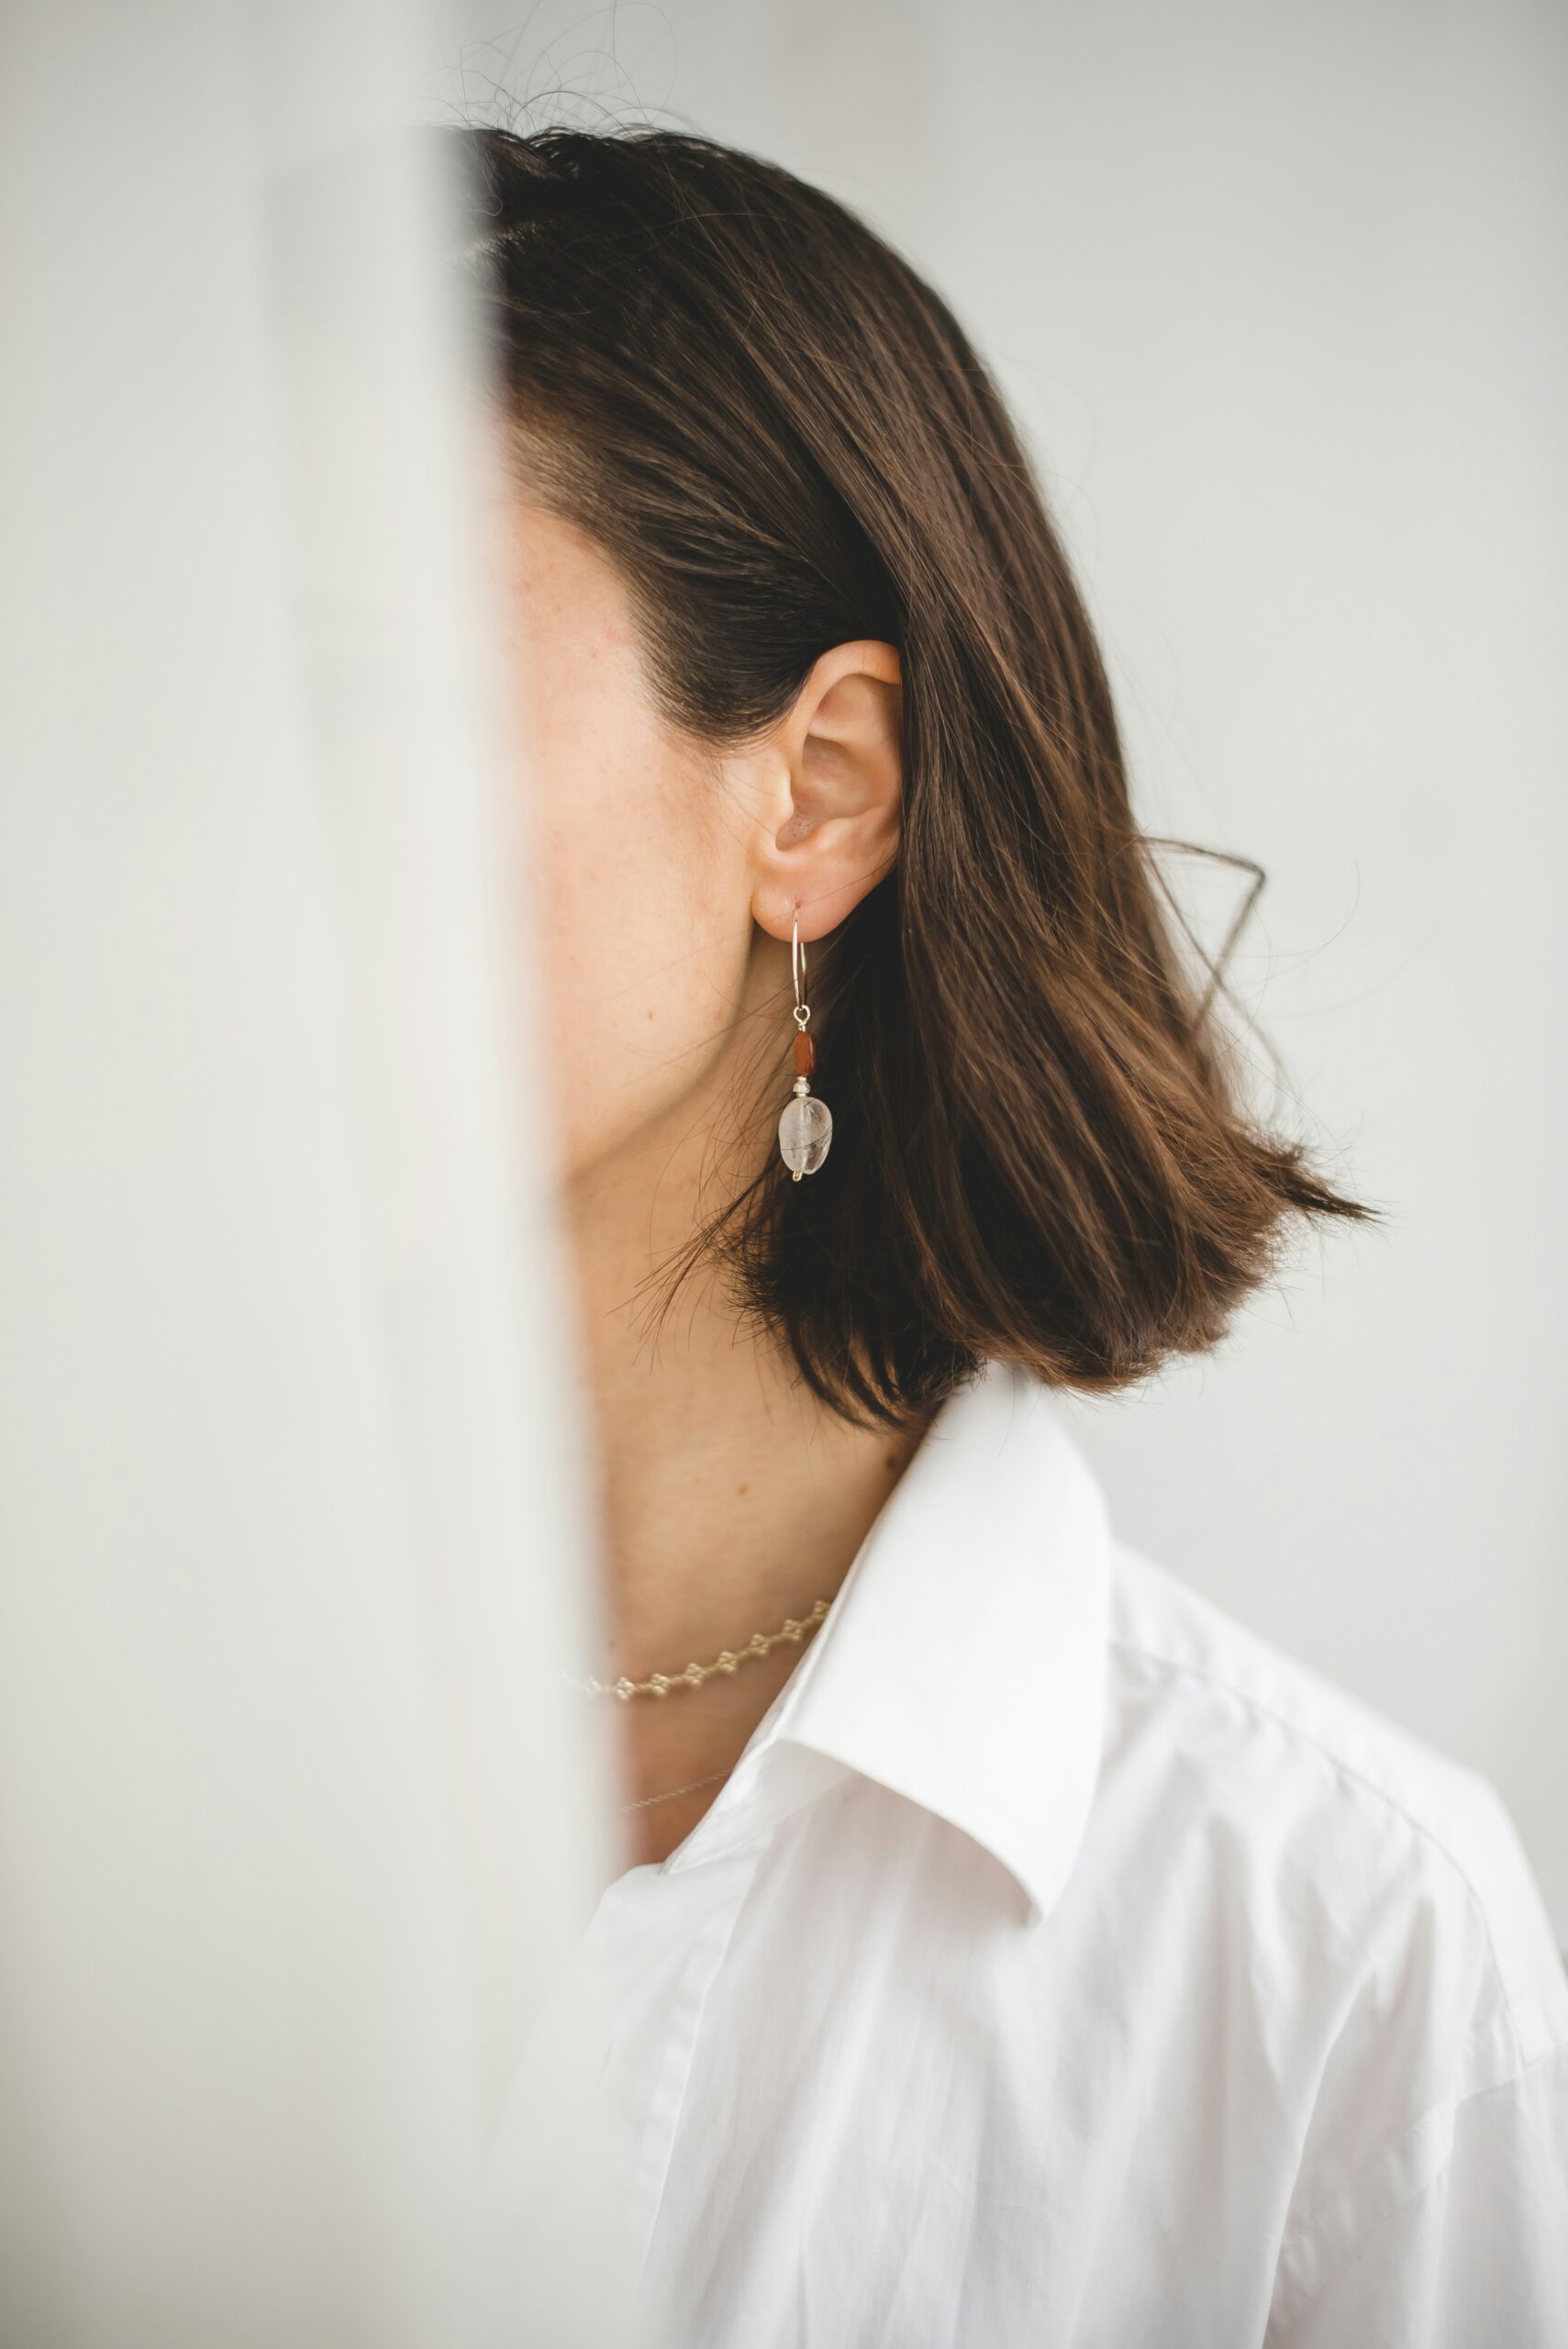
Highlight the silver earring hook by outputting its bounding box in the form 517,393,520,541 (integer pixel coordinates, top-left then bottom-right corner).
791,910,810,1029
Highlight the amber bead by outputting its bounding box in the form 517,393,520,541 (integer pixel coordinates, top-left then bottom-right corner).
792,1030,817,1076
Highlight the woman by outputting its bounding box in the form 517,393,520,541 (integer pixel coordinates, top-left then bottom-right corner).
456,124,1567,2345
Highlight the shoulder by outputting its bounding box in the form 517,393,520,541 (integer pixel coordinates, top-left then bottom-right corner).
1102,1539,1568,2072
1098,1542,1568,2330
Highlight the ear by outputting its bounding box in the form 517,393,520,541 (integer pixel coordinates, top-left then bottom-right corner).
748,640,902,945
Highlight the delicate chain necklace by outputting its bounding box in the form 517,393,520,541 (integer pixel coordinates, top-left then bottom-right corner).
618,1766,732,1813
573,1596,833,1702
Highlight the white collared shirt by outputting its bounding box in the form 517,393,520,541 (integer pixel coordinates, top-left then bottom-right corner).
582,1360,1568,2346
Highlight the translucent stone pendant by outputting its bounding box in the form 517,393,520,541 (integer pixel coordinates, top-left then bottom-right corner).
781,919,830,1178
779,1081,832,1179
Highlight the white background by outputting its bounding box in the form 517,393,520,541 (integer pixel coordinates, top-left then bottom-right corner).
439,0,1568,1941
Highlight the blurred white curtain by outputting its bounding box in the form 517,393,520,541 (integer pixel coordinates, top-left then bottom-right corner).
0,4,638,2343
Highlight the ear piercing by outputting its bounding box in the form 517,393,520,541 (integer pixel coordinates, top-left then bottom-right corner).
777,909,833,1180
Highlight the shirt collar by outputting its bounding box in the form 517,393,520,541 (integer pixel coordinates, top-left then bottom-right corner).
663,1357,1113,1929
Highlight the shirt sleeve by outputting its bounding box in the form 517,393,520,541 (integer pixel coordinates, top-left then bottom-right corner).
1264,1768,1568,2349
1264,2047,1568,2348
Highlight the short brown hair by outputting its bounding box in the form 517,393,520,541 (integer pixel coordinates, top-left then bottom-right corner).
450,124,1377,1428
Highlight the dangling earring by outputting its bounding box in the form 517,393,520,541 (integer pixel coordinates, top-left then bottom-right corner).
778,909,832,1181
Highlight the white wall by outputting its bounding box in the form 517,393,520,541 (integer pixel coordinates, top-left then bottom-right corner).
440,1,1568,1937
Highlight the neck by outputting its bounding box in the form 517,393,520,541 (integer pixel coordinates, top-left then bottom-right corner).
566,1088,923,1871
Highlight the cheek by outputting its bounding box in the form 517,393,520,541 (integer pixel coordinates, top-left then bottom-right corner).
524,698,752,1177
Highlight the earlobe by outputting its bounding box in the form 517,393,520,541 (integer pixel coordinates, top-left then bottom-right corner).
751,640,903,944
